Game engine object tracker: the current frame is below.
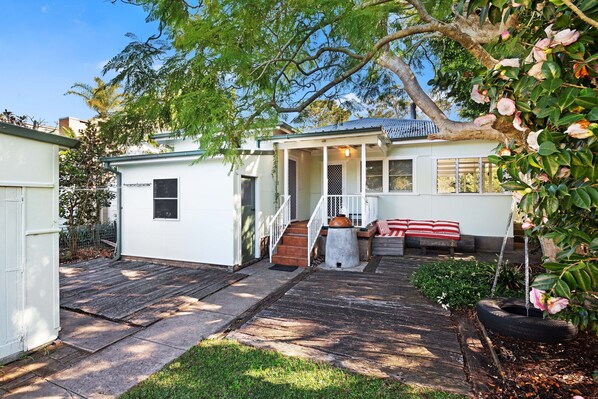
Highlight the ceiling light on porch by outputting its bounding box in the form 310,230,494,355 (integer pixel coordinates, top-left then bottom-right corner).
344,147,351,157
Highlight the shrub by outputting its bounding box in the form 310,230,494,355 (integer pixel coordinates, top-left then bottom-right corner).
412,260,524,310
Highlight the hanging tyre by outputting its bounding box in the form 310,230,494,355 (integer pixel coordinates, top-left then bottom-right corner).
476,298,578,343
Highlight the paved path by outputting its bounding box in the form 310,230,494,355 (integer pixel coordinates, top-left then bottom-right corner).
231,256,471,395
1,260,303,399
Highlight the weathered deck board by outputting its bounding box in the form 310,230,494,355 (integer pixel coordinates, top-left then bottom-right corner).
233,258,471,396
60,258,245,325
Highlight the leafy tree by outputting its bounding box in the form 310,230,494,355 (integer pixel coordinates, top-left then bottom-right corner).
65,77,124,119
294,100,351,127
0,109,47,130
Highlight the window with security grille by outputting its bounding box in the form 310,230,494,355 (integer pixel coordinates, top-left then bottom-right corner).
154,178,178,219
388,159,413,192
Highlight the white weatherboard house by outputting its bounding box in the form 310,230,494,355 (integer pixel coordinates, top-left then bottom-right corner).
102,118,513,269
0,122,78,363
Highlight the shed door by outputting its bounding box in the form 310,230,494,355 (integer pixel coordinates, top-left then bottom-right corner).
0,187,24,359
241,177,256,263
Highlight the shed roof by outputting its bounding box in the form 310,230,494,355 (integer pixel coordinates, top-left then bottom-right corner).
0,121,79,148
303,118,438,141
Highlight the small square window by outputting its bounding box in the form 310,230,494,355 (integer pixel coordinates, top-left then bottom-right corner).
153,179,178,219
389,160,413,192
365,160,383,192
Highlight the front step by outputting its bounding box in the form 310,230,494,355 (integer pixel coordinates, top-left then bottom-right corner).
276,244,306,257
271,254,309,268
272,221,310,267
282,234,308,247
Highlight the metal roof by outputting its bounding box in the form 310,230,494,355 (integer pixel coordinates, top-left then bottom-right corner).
303,118,438,141
0,121,79,148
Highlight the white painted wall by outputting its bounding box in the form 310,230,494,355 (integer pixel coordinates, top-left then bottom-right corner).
116,157,236,266
0,134,61,362
307,140,513,237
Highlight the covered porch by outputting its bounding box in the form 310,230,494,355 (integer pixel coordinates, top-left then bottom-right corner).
268,130,391,266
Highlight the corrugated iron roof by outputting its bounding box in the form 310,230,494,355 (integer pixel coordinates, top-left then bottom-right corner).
303,118,438,140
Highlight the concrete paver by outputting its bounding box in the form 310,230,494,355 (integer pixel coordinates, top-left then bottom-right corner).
48,337,184,399
1,378,82,399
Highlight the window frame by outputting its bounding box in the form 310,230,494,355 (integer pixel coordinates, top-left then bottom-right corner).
433,156,507,195
153,178,180,221
360,156,417,195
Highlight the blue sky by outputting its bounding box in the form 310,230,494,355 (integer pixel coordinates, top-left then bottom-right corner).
0,1,156,125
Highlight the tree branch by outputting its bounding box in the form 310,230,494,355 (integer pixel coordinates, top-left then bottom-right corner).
562,0,598,30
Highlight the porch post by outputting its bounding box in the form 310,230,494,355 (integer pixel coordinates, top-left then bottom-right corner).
283,148,289,200
361,143,367,227
322,145,328,198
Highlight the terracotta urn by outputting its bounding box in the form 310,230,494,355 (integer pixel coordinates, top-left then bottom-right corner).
329,214,353,228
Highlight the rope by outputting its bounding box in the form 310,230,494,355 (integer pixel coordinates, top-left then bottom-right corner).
490,198,516,297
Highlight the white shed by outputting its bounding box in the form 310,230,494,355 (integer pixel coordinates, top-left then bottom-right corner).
0,122,78,363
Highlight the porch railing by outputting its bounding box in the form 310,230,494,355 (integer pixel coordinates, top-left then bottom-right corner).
306,195,326,267
269,195,291,262
326,195,365,227
363,195,379,226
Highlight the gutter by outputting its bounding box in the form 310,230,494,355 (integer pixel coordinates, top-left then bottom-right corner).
102,162,122,260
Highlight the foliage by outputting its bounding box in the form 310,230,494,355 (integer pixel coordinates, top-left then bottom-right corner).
65,77,124,119
294,99,351,128
0,108,46,130
121,339,465,399
469,0,598,332
412,260,525,309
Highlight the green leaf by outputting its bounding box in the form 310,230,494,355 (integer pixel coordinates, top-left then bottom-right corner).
544,197,559,215
543,262,567,272
587,107,598,121
561,271,578,290
532,273,557,290
488,4,502,24
571,269,592,291
520,192,538,213
501,181,529,191
541,156,560,177
531,85,544,103
538,141,558,156
558,88,578,110
554,150,571,166
575,96,598,109
571,189,591,209
554,279,571,298
541,61,561,79
541,78,563,94
555,113,585,127
586,187,598,206
515,101,533,113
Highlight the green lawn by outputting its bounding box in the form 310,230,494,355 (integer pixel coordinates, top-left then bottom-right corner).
121,339,467,399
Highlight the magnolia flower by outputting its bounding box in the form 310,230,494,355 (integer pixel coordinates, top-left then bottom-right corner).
530,288,547,311
547,297,569,314
537,173,550,182
498,147,512,157
565,120,593,139
501,30,511,41
496,58,520,69
522,220,535,230
552,29,580,47
533,38,551,62
528,62,545,80
556,167,571,179
471,84,489,104
497,98,517,116
513,111,527,132
474,113,497,126
527,130,541,151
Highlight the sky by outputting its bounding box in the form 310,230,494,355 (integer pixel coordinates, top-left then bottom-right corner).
0,1,157,125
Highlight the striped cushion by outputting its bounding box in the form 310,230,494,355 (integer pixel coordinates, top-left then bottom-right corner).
406,229,460,241
376,229,405,238
433,225,460,235
387,219,409,230
376,220,391,235
408,221,434,231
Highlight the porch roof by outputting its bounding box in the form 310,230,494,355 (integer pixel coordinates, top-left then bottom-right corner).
303,118,439,141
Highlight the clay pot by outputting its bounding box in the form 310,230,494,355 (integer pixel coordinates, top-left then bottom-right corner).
329,214,353,228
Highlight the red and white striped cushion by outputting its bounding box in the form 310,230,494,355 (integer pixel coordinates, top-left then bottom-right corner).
405,229,460,241
376,229,405,238
408,221,434,231
387,219,409,230
433,225,460,235
376,220,391,235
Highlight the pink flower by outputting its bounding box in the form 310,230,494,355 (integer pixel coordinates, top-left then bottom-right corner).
556,167,571,179
572,396,585,399
471,84,489,104
497,98,517,116
533,38,551,62
522,220,535,230
547,297,569,314
511,0,523,7
565,120,593,139
552,29,580,47
512,191,523,203
474,113,497,126
513,111,527,132
527,130,541,151
544,24,554,39
498,147,512,156
501,30,511,41
528,62,545,80
530,288,547,311
496,58,520,69
537,173,550,182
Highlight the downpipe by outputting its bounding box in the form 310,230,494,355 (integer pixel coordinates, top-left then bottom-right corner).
102,163,122,260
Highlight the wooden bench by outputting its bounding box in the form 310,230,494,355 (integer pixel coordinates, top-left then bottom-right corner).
419,237,457,255
372,230,405,256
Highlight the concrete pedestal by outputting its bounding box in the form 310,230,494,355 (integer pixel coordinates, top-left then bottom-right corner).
325,228,359,268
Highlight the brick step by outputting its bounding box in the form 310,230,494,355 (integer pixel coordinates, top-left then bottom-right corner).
286,227,308,235
282,234,307,246
272,254,309,268
276,244,307,257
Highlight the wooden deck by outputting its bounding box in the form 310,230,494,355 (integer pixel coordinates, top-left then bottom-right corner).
232,255,471,395
60,259,245,326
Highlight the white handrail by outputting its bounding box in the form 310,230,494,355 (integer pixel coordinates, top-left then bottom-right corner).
269,195,291,262
364,195,379,226
306,195,326,267
326,194,364,227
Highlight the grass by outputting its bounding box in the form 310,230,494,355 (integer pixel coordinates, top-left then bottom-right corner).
120,340,467,399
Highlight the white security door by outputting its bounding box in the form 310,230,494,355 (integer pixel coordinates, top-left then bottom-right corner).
0,187,24,359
